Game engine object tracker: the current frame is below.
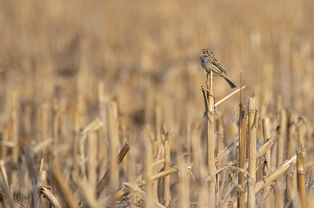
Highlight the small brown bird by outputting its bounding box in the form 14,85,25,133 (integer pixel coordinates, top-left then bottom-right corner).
200,49,237,89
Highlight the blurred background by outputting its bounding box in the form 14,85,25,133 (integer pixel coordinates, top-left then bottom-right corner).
0,0,313,130
0,0,313,206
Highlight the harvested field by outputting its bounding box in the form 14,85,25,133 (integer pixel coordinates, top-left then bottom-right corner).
0,0,313,207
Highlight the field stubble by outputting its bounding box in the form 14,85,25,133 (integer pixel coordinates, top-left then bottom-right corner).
0,0,313,207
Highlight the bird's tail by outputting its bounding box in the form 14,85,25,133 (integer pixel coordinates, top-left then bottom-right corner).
222,75,237,89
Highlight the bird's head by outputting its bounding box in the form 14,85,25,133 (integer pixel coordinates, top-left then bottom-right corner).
201,49,213,55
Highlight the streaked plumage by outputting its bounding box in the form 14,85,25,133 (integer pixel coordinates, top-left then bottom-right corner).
200,49,237,89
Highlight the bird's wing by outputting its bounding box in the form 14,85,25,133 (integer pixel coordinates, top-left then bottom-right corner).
211,56,227,74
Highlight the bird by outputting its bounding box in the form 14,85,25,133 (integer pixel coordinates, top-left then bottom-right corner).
200,49,237,89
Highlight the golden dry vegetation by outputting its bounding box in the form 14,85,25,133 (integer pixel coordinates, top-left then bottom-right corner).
0,0,313,207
